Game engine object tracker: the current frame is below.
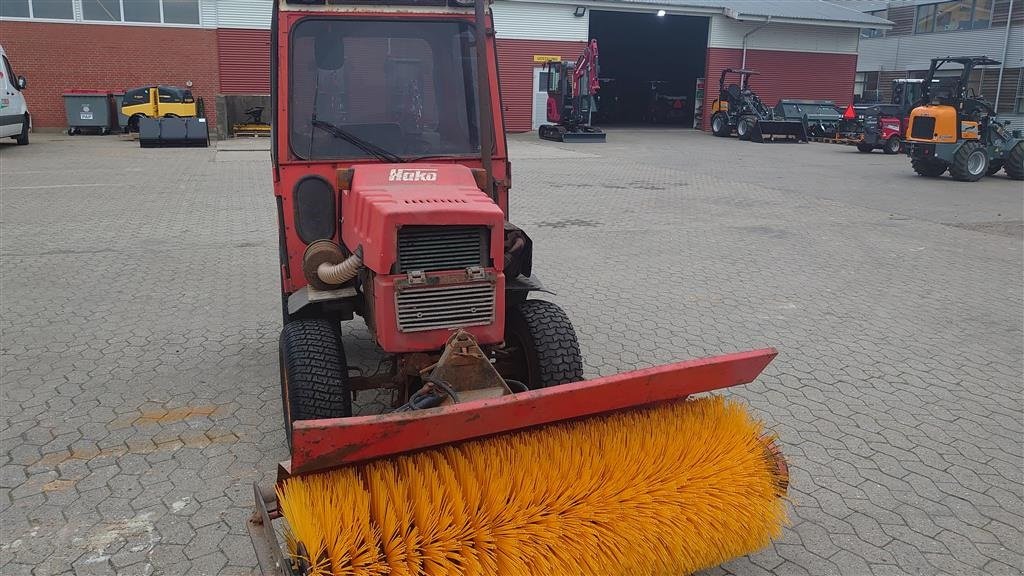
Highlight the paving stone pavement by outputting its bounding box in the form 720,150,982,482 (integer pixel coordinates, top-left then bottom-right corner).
1,130,1021,576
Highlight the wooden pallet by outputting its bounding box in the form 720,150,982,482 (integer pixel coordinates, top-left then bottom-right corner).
810,136,858,146
233,131,271,138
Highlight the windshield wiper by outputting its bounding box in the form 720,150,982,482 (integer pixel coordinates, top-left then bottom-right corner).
311,117,406,164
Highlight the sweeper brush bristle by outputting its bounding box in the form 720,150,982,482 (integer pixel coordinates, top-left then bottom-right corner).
277,395,788,576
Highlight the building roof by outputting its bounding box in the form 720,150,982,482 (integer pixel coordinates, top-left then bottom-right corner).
602,0,894,27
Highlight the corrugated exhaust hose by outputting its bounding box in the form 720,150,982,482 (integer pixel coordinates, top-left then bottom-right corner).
317,254,362,285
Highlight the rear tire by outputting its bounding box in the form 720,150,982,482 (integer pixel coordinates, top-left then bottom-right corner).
883,136,901,155
279,319,351,446
949,141,988,182
500,300,583,390
15,115,29,145
857,143,874,153
911,157,947,177
711,113,730,137
1005,142,1024,180
986,160,1003,176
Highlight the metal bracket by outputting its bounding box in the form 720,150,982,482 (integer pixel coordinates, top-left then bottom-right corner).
248,482,293,576
287,285,357,316
406,270,427,286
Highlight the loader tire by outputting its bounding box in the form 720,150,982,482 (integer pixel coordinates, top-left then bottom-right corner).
279,319,351,443
737,116,755,141
711,113,730,137
857,143,874,153
502,300,583,389
911,158,947,177
1005,142,1024,180
949,141,988,182
986,160,1003,176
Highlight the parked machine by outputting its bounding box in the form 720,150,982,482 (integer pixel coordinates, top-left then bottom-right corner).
905,56,1023,181
232,106,272,137
646,80,689,124
839,79,928,154
247,1,789,574
121,85,199,132
709,68,808,143
773,99,842,138
539,39,606,142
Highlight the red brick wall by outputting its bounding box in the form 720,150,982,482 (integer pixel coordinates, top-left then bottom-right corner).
0,20,220,128
496,38,588,133
703,47,857,131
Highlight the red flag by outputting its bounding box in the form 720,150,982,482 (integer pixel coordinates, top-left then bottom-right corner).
843,104,856,120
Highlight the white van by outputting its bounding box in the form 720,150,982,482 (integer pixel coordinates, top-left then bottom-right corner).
0,44,30,145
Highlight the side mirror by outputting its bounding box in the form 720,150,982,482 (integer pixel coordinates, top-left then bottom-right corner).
16,76,26,90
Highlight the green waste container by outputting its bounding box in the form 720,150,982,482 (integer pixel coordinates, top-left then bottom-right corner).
62,90,112,135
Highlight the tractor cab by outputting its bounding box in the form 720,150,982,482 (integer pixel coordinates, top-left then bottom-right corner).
904,56,1022,181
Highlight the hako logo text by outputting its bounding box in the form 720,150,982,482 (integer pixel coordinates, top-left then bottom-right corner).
389,169,438,182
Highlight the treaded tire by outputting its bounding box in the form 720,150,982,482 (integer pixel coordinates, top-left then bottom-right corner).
949,141,988,182
15,114,29,145
504,300,583,389
911,158,947,177
1005,142,1024,180
857,143,874,153
711,113,730,137
986,160,1003,176
737,116,754,141
883,136,901,155
279,319,351,444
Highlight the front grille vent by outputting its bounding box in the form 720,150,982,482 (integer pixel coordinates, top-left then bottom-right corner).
396,283,495,332
397,225,488,273
910,116,936,139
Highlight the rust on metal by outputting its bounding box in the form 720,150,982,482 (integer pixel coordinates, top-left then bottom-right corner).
288,347,778,476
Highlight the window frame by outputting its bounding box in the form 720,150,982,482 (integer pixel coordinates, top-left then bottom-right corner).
914,0,993,34
0,0,201,26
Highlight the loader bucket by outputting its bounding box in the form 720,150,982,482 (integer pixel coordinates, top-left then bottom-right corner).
749,119,808,143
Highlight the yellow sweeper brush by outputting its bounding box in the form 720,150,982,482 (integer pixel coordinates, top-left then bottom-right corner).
248,332,788,576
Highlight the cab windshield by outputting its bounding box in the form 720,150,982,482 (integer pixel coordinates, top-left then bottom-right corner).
290,19,481,161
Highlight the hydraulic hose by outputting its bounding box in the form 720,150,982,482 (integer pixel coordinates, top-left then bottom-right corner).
316,253,362,286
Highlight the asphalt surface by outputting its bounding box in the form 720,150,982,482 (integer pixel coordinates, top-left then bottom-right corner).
1,129,1021,575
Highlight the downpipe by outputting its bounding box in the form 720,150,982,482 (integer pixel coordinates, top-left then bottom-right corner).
741,16,771,73
994,0,1013,113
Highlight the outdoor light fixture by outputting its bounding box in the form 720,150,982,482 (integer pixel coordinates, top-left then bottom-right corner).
657,9,666,17
574,6,586,17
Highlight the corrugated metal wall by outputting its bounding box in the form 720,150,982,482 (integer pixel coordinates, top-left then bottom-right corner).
216,0,273,29
217,28,271,93
492,1,588,41
708,16,860,54
704,47,857,130
495,38,587,131
858,25,1024,71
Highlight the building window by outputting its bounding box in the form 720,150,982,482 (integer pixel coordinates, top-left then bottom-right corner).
83,0,121,22
861,9,887,38
123,0,161,23
1,0,74,19
853,72,881,103
162,0,199,24
916,0,992,33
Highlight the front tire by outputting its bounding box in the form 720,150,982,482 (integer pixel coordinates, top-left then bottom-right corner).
737,117,754,141
1005,142,1024,180
883,136,901,155
711,113,730,137
857,142,874,153
279,319,351,446
949,141,988,182
499,300,583,390
15,114,29,145
912,157,947,177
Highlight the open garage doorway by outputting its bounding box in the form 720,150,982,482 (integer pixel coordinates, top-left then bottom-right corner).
589,10,709,127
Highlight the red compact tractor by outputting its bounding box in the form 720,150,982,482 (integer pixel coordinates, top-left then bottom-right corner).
250,1,788,572
841,79,928,154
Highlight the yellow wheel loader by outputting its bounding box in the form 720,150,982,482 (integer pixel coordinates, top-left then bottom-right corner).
904,56,1024,182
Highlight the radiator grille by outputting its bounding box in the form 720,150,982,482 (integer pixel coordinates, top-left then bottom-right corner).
910,116,936,140
396,283,496,332
397,226,488,273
